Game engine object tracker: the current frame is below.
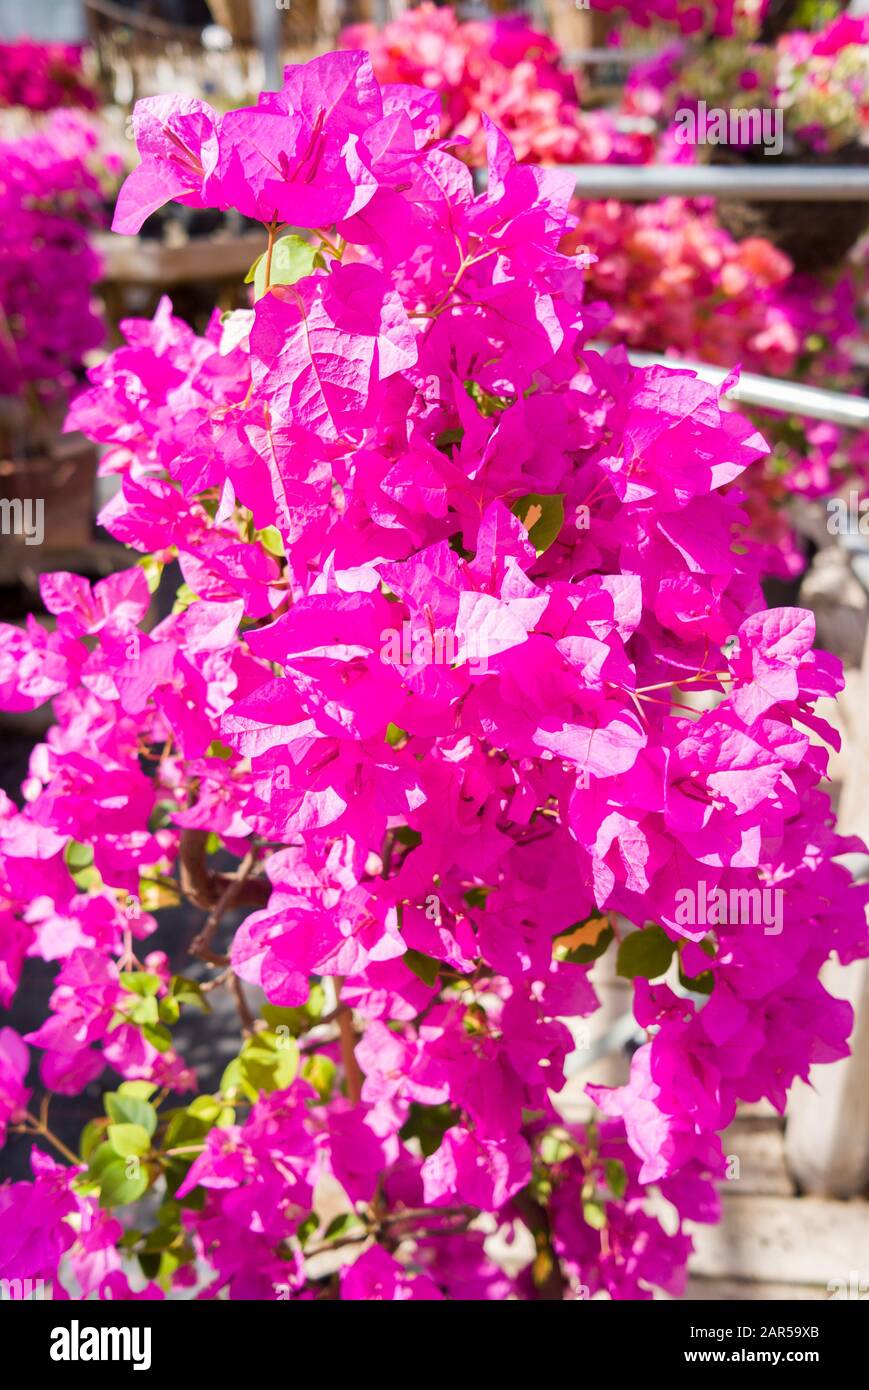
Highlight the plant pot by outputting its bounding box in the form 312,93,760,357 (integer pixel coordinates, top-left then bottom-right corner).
0,429,98,574
710,142,869,273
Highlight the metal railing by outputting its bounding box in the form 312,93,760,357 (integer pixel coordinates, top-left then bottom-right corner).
563,165,869,201
565,47,659,65
473,162,869,200
620,352,869,430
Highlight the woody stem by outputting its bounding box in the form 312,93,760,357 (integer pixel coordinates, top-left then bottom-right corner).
334,976,364,1104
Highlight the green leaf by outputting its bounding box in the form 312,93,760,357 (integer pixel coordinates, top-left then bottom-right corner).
138,877,181,911
187,1095,223,1124
119,972,161,998
206,740,235,762
302,1053,336,1101
172,582,199,614
159,996,181,1025
463,885,494,909
219,1056,248,1101
170,974,209,1012
148,800,177,833
323,1212,363,1241
616,925,676,981
253,234,321,300
79,1117,108,1162
511,493,564,555
385,721,408,748
141,1021,173,1053
296,1212,319,1248
105,1093,158,1138
464,380,513,418
233,1031,300,1096
107,1123,151,1158
140,1224,181,1255
98,1160,149,1209
124,995,160,1027
435,427,463,451
64,840,93,872
678,937,715,995
261,986,325,1038
162,1106,212,1151
605,1158,627,1200
87,1142,123,1181
118,1081,158,1102
393,827,422,849
257,525,285,558
138,553,164,594
64,838,100,890
403,949,440,987
554,920,614,965
399,1102,460,1158
679,961,715,995
583,1197,607,1230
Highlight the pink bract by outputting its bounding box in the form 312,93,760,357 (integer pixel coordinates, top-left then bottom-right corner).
0,49,865,1302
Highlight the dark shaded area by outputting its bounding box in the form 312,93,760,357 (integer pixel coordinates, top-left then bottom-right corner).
108,0,213,25
711,143,869,274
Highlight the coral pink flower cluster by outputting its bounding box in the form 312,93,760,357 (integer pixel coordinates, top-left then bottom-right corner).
341,7,865,576
0,113,106,400
341,5,653,167
566,197,851,377
1,51,867,1302
563,195,866,574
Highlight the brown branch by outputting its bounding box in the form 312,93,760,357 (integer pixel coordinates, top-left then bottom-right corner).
302,1206,477,1260
190,846,258,961
178,829,271,912
335,976,364,1105
264,218,278,292
303,1230,371,1259
229,973,255,1036
379,1205,477,1228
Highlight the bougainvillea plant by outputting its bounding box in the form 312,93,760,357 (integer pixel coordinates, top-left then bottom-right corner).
341,7,867,577
666,14,869,154
0,113,107,403
0,40,97,113
1,51,867,1302
562,195,866,576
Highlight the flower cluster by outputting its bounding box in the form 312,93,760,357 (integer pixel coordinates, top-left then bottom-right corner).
0,39,97,113
592,0,768,39
563,194,866,573
0,113,106,402
339,6,865,560
668,16,869,154
567,196,838,375
341,4,653,167
0,51,866,1302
